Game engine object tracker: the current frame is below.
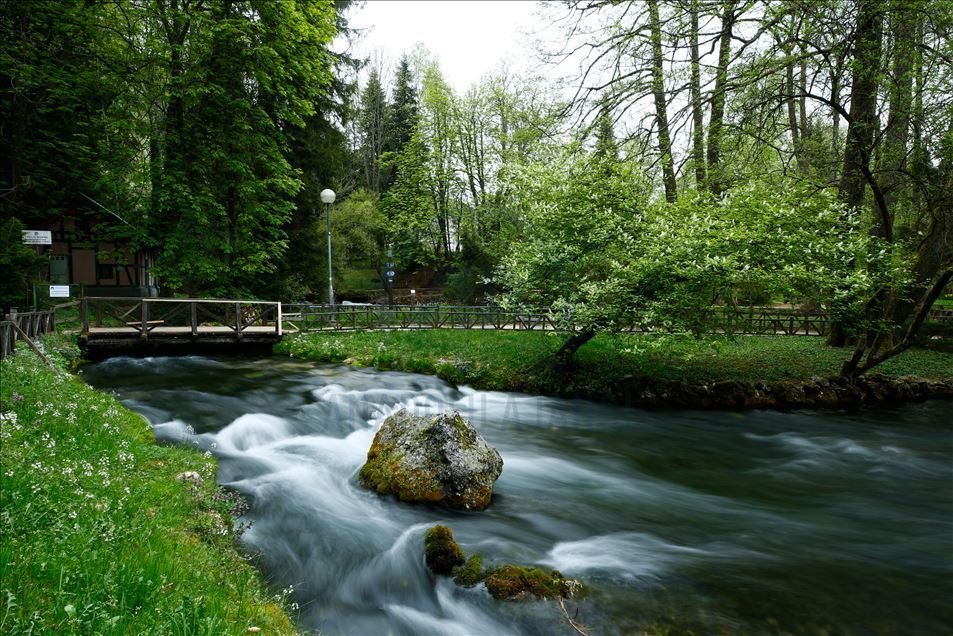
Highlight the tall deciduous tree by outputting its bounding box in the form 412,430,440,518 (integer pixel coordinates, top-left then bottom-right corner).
647,0,677,202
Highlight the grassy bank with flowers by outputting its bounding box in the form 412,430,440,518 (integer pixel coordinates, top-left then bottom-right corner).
0,335,297,634
276,330,953,407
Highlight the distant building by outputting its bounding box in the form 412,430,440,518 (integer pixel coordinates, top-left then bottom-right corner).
40,210,158,297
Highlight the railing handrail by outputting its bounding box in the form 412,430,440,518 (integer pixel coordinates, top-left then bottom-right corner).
79,297,283,338
83,297,279,305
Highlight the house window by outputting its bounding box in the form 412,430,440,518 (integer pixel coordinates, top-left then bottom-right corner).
96,263,115,281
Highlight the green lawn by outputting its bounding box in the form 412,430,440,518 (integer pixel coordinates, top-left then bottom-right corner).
0,336,297,634
276,330,953,396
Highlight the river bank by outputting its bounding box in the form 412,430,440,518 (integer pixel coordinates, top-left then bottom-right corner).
276,331,953,410
0,337,297,634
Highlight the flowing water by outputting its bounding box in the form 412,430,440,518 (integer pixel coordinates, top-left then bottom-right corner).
80,356,953,635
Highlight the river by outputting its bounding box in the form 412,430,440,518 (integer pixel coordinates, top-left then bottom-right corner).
80,355,953,635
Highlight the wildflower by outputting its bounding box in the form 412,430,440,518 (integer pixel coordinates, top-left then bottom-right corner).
11,392,23,403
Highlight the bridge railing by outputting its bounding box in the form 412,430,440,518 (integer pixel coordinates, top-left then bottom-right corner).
280,304,836,335
282,304,560,332
80,298,282,339
1,308,58,360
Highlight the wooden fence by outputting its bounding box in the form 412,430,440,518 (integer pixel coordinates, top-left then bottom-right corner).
1,308,58,360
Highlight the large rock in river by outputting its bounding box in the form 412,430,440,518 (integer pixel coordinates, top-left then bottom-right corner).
358,409,503,510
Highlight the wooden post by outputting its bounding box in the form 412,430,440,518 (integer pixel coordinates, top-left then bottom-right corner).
140,301,149,340
2,323,10,358
81,298,89,337
276,302,282,336
235,302,242,339
190,302,198,337
10,320,53,368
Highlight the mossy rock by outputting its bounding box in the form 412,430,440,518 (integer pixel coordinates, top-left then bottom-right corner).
424,525,465,575
453,555,485,587
358,409,503,510
484,564,579,600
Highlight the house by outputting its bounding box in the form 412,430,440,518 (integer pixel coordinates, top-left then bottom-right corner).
39,210,158,297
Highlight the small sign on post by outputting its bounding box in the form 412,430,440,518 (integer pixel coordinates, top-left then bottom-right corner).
22,230,52,245
49,285,70,298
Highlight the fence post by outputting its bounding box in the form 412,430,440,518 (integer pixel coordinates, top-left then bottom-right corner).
81,299,89,337
191,302,198,337
235,302,242,339
141,301,149,340
276,303,282,336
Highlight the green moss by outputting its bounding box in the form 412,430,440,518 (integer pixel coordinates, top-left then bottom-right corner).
424,525,465,575
484,564,576,600
453,555,485,587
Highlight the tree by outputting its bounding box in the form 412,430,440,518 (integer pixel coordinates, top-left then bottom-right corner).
359,67,388,193
497,167,881,366
418,62,458,259
146,0,338,295
382,55,419,191
647,0,678,201
380,127,433,269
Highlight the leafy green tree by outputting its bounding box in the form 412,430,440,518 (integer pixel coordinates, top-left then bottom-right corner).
496,147,886,366
146,0,337,296
1,0,145,228
0,218,43,310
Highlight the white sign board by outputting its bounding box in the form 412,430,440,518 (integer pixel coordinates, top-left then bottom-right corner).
49,285,71,298
22,230,52,245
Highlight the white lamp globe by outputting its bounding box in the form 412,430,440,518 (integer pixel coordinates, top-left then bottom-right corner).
320,189,336,204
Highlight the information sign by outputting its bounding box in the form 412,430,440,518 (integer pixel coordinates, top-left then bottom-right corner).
22,230,52,245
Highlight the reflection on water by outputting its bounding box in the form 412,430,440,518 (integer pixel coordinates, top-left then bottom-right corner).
81,356,953,635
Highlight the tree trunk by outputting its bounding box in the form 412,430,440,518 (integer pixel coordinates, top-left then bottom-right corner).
828,0,884,347
648,0,677,202
554,327,597,369
878,0,916,220
786,58,807,173
689,0,707,190
706,0,735,196
837,0,883,216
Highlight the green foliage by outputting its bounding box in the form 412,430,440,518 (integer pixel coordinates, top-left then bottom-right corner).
148,0,337,296
0,346,296,634
0,218,43,310
496,170,900,347
381,128,435,269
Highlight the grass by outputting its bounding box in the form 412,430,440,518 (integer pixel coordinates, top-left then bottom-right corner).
276,330,953,399
0,335,297,635
340,267,381,292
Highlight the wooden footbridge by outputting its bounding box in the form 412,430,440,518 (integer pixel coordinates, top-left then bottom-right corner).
79,297,282,358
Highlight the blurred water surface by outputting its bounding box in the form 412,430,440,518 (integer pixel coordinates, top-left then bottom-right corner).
81,356,953,635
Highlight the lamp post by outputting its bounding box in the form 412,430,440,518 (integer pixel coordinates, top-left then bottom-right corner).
320,188,336,308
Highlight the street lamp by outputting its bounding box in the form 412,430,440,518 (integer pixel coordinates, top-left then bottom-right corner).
320,188,336,308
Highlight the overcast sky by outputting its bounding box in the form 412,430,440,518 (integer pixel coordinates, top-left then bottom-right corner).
345,1,547,92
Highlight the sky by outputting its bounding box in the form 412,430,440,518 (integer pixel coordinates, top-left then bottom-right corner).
345,1,547,93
